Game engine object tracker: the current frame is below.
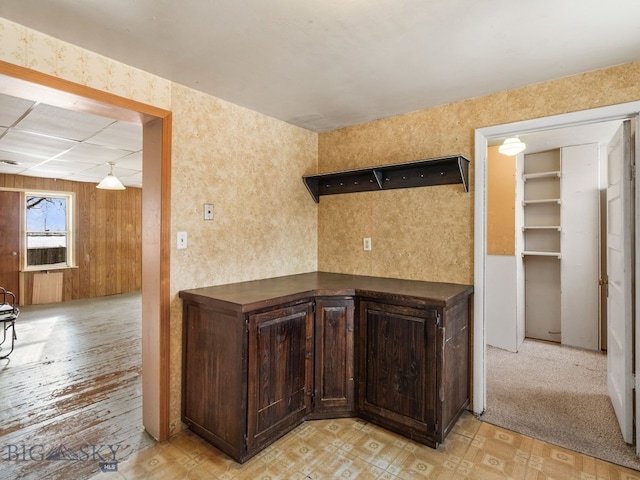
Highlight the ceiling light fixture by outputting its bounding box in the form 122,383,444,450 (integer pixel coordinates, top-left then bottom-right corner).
96,162,126,190
498,137,526,156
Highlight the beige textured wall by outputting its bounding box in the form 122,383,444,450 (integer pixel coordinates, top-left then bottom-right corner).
317,61,640,285
168,84,318,429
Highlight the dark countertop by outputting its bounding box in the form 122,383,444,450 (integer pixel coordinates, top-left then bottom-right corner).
179,271,473,313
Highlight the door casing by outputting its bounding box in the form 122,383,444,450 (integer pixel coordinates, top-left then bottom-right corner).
0,61,172,441
473,102,640,431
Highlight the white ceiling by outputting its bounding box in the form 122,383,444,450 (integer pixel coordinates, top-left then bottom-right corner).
516,121,623,155
1,0,639,133
0,1,637,185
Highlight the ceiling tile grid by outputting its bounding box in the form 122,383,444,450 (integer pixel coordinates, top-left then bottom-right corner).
0,92,142,187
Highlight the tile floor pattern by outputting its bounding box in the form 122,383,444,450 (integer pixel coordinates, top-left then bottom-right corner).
91,412,640,480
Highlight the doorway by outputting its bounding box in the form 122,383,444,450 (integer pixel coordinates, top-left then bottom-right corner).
473,102,640,449
0,63,172,441
0,190,21,298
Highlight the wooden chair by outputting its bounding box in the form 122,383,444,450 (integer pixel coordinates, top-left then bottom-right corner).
0,287,19,359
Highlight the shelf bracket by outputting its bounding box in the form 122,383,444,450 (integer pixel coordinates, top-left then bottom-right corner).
372,169,384,189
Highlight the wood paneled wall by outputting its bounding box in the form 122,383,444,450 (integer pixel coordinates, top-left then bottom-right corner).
0,174,142,305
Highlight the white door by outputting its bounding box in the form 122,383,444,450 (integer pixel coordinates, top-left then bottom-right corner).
606,120,634,444
561,144,600,350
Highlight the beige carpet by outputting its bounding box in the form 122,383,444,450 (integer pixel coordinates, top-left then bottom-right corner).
480,339,640,471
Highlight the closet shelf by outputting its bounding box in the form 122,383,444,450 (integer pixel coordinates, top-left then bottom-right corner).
303,155,470,203
523,226,561,231
522,251,562,259
522,198,561,206
523,171,561,181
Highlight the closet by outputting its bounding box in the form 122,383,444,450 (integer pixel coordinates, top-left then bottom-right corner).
521,144,600,350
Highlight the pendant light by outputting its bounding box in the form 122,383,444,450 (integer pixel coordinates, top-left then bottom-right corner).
498,137,526,156
96,162,126,190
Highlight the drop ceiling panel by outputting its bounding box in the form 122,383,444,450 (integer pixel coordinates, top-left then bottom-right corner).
68,172,109,184
79,163,139,181
55,143,135,165
27,159,95,176
0,165,27,175
0,158,31,175
86,122,143,151
115,151,142,171
0,149,45,168
118,171,142,188
0,130,77,159
0,94,35,128
0,94,143,188
14,103,117,141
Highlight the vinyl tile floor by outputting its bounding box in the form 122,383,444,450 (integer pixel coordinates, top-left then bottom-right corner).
90,412,640,480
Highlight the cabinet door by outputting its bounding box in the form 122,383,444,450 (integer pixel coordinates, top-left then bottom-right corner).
358,301,439,444
313,297,355,417
247,302,314,452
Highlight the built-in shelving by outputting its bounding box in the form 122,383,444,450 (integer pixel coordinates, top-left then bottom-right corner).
522,251,562,259
303,155,470,203
522,198,561,205
523,226,561,231
521,150,563,344
523,171,561,181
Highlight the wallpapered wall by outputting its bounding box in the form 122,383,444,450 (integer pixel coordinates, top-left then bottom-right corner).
2,16,640,435
317,61,640,285
0,19,171,108
167,84,318,428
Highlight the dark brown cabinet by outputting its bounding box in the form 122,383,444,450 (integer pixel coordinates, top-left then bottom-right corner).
181,300,248,462
311,297,355,418
181,298,316,463
358,294,470,446
180,272,472,463
357,298,470,446
358,302,438,444
247,301,314,452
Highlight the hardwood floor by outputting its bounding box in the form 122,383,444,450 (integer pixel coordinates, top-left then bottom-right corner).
0,292,153,480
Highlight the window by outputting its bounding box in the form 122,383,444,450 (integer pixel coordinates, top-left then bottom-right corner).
25,193,74,269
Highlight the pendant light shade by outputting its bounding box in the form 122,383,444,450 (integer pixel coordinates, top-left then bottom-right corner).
96,162,125,190
498,137,526,156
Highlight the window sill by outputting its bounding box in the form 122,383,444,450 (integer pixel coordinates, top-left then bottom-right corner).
21,265,78,273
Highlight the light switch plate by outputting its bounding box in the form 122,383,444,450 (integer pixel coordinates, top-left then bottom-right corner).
177,231,187,249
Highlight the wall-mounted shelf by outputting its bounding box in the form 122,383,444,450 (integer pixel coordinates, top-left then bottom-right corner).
302,155,470,203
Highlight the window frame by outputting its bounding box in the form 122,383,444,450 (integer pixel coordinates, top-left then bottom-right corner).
23,190,76,271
